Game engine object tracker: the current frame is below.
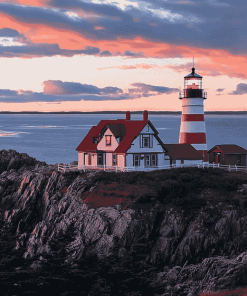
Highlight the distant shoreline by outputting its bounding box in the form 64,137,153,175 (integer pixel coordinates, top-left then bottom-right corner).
0,111,247,115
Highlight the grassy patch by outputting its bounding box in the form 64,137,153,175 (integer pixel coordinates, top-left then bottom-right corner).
83,168,247,211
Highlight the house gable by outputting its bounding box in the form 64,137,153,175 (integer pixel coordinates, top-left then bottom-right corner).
212,147,223,153
97,127,119,151
140,122,154,134
209,146,224,156
127,123,165,153
113,120,148,153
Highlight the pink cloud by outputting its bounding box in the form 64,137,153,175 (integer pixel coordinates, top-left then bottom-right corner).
94,26,105,30
0,10,247,79
167,60,247,79
177,1,194,4
97,64,158,71
0,0,50,7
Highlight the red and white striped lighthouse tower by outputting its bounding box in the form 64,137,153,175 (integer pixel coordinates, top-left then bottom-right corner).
179,66,208,161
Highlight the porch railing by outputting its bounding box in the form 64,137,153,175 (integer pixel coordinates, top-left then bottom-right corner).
58,163,247,173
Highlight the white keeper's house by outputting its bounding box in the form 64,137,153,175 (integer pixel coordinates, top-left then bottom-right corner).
76,111,203,171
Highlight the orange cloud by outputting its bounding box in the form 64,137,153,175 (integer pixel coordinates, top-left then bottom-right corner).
98,64,158,70
0,0,50,7
73,8,110,22
149,22,158,27
94,26,105,30
0,12,91,50
167,56,247,79
177,1,194,4
42,80,61,94
1,11,247,78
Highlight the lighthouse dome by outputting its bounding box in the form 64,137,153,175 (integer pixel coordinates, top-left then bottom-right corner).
184,67,202,79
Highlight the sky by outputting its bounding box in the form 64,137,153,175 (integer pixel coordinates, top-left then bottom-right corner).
0,0,246,112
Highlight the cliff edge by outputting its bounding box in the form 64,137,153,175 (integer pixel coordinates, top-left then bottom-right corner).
1,149,247,296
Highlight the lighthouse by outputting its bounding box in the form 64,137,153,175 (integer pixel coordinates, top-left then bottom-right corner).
179,66,208,162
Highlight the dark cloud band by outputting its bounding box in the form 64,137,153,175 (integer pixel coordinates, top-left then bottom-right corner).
0,80,179,103
229,83,247,95
0,0,246,58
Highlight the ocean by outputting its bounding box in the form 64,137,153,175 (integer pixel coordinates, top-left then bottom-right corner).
0,113,247,165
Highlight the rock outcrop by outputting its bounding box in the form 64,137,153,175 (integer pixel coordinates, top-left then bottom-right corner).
1,149,247,295
0,149,46,174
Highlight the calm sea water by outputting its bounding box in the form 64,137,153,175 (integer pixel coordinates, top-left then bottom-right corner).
0,114,246,165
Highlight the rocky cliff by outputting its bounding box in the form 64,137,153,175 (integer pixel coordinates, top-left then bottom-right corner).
1,149,247,296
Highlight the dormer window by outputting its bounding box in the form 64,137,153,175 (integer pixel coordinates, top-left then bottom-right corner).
106,135,112,146
93,137,98,144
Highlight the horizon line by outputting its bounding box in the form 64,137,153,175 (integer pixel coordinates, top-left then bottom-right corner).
0,111,247,114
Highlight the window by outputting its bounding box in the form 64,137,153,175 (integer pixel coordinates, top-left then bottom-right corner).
133,155,140,166
140,135,153,148
181,159,184,164
105,135,111,146
144,154,157,166
143,137,149,147
112,154,117,166
145,155,150,166
88,153,92,165
146,125,149,132
237,156,241,165
151,154,157,166
93,137,98,144
98,153,103,165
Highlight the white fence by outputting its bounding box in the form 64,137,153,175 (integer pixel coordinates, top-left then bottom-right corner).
205,163,247,172
57,163,79,172
58,163,247,173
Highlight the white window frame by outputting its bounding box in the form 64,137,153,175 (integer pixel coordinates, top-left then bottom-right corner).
151,154,157,166
143,137,149,147
140,135,153,148
145,155,150,166
133,154,140,166
105,135,112,146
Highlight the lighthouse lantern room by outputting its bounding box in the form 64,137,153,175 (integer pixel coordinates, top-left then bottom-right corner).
179,66,208,162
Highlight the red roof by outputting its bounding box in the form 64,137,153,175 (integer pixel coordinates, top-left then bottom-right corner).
163,144,203,160
208,144,247,154
76,119,149,153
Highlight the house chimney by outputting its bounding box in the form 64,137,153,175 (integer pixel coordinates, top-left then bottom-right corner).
126,111,131,120
143,110,148,121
